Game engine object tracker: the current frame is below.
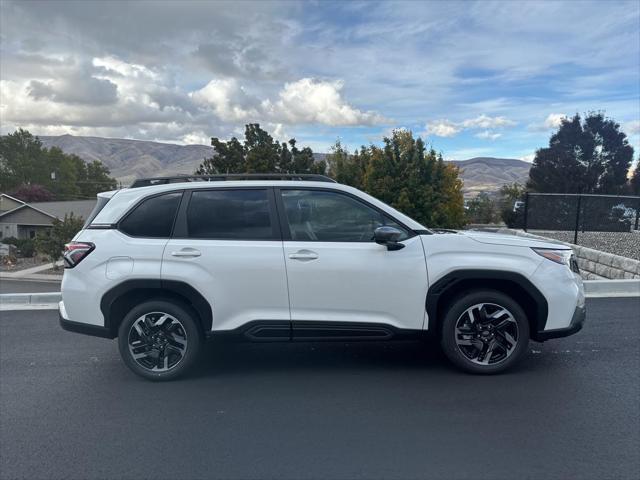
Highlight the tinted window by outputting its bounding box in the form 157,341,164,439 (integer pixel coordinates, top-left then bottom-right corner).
187,189,274,240
281,189,409,242
120,192,181,238
84,195,110,227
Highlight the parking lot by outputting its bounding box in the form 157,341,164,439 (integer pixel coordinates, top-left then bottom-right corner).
1,297,639,480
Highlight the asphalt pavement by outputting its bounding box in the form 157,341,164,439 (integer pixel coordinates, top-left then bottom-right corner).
0,279,61,294
1,297,639,480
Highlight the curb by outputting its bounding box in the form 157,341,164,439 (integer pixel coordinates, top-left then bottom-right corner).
1,280,639,312
0,292,61,310
583,279,640,298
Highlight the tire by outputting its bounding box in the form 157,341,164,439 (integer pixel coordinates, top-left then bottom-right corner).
440,290,529,374
118,300,202,381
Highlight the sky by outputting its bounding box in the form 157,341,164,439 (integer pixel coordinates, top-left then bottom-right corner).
0,0,639,162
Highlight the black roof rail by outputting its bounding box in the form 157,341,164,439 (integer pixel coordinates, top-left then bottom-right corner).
129,173,337,188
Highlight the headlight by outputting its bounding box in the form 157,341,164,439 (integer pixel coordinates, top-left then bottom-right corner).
531,248,573,266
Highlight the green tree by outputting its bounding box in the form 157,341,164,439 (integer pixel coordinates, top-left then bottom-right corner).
498,182,526,227
196,124,324,175
629,165,639,195
325,130,464,228
78,159,118,197
46,146,81,199
327,140,364,187
465,193,498,224
0,129,48,190
527,113,634,194
0,129,117,199
35,213,85,267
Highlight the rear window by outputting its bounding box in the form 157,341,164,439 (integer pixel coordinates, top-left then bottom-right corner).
186,189,274,240
83,196,111,227
119,192,182,238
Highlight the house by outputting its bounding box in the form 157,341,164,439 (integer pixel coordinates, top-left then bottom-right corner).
0,193,96,240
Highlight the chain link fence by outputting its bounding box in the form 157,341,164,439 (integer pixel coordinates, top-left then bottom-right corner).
515,193,640,258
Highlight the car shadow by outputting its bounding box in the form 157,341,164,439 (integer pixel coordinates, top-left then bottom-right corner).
188,338,454,379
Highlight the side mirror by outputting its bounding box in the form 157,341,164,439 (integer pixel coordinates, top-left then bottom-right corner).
374,226,405,251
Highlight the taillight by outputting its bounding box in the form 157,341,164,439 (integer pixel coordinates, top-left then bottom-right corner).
63,242,95,268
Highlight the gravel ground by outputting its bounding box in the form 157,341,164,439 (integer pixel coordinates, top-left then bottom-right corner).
0,256,48,272
530,230,640,260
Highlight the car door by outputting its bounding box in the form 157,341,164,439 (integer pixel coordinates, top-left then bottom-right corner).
276,187,429,333
162,187,290,334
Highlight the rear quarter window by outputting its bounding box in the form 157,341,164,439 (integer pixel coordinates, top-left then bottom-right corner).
83,196,111,227
119,192,182,238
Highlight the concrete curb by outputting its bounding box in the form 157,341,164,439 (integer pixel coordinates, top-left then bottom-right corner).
0,292,61,310
1,280,638,312
583,279,640,298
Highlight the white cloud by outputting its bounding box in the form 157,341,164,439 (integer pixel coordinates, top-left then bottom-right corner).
93,56,158,80
475,130,502,140
191,77,386,127
264,78,387,126
626,120,640,136
426,115,515,138
180,131,210,145
462,114,515,129
425,120,462,137
520,153,535,162
190,78,259,122
543,113,567,129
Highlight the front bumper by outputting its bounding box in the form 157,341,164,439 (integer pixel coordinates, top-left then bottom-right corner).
59,301,114,339
533,303,586,341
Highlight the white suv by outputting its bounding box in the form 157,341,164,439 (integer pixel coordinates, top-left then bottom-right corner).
60,174,585,380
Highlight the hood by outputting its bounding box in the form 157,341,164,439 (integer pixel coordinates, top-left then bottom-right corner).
460,230,569,249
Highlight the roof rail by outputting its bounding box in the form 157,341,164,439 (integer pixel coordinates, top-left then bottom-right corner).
130,173,337,188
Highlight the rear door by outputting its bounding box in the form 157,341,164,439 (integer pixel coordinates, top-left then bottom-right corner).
162,187,290,334
276,187,428,333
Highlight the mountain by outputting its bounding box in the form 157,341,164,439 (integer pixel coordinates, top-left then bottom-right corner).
448,157,531,196
38,135,531,194
39,135,215,185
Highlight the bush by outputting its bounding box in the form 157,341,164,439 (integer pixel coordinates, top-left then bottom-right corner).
1,237,36,257
465,193,499,224
35,213,84,266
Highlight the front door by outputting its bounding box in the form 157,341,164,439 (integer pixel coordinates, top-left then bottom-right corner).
277,188,428,332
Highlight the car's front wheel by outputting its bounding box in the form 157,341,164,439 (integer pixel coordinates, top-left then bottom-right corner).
440,290,529,374
118,300,202,381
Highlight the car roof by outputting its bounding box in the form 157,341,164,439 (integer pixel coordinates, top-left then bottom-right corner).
90,180,427,231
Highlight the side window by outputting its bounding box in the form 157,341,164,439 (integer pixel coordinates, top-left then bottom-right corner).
119,192,182,238
186,189,274,240
281,189,410,242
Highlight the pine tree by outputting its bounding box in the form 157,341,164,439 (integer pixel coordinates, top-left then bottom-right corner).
527,113,634,194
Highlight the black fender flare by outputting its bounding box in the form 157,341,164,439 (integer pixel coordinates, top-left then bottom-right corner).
425,269,548,336
100,279,213,336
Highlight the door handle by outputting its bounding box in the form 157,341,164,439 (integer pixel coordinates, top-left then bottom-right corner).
289,250,319,261
171,248,201,258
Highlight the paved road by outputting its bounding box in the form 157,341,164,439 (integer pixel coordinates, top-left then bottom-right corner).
1,298,639,480
0,279,61,294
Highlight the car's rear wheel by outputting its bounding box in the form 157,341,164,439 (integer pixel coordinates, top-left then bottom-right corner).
118,300,202,381
440,290,529,374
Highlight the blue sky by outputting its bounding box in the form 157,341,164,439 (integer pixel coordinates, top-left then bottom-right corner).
1,0,638,162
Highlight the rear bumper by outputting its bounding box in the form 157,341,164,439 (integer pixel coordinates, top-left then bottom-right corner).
59,301,114,339
533,304,586,342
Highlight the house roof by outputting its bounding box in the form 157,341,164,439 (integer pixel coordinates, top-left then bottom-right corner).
30,200,97,220
0,193,26,213
0,204,57,225
0,196,97,224
0,203,58,221
0,193,26,205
